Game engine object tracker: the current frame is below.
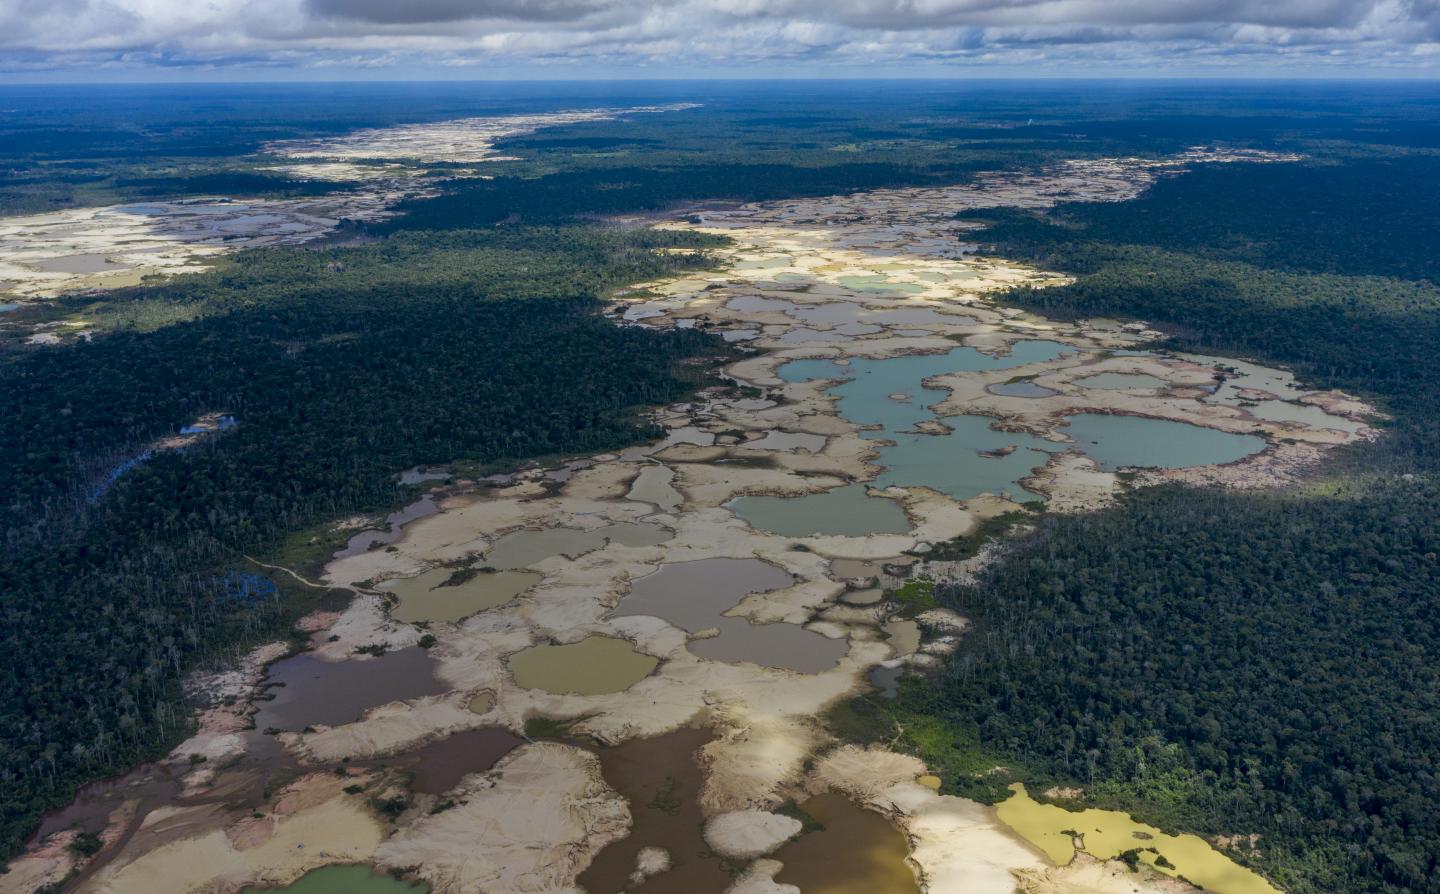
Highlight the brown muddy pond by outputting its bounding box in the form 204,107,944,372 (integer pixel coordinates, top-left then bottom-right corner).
627,465,683,512
689,618,848,674
252,648,445,732
33,760,279,891
334,496,439,559
392,728,525,796
484,528,599,569
378,568,541,623
614,558,847,674
617,558,793,630
33,763,185,842
772,793,920,894
577,728,729,894
841,588,884,606
882,619,921,657
604,522,675,548
507,635,659,695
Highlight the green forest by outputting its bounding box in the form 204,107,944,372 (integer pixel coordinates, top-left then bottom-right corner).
0,88,1074,865
0,225,728,860
6,85,1440,894
857,154,1440,894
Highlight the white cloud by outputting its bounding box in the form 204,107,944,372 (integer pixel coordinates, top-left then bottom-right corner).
2,0,1440,74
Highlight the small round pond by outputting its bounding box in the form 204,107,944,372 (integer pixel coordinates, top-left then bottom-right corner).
507,635,658,695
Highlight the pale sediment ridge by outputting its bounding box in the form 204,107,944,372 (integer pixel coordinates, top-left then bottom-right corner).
262,104,698,176
0,192,409,304
14,148,1370,894
0,104,696,304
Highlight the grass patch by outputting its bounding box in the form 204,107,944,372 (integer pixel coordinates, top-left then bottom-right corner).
523,715,593,741
888,580,937,615
823,683,1021,805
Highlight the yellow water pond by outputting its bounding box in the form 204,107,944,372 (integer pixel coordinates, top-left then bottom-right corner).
995,784,1280,894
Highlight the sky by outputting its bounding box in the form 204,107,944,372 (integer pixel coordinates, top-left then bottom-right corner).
3,0,1440,80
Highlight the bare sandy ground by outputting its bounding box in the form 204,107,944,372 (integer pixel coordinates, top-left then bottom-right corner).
0,105,693,303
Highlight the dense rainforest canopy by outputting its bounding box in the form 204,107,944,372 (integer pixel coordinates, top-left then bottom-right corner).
4,84,1440,894
860,154,1440,894
0,226,727,859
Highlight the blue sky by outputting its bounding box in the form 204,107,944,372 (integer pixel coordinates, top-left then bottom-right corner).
4,0,1440,81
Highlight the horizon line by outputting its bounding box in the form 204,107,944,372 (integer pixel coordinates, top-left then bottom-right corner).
5,73,1440,87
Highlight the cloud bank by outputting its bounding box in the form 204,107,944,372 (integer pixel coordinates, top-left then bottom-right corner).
3,0,1439,77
